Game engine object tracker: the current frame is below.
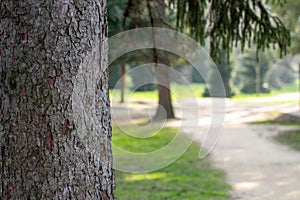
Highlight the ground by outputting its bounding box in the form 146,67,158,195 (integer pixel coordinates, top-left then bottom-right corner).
111,92,300,199
211,96,300,200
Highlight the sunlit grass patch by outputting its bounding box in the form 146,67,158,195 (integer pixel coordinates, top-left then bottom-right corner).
110,83,205,102
123,173,167,182
113,126,231,200
112,126,177,153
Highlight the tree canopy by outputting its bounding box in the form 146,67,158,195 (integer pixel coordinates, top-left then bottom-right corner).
271,0,300,54
122,0,291,61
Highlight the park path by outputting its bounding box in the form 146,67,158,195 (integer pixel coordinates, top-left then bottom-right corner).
180,97,300,200
168,95,300,200
111,93,300,200
210,102,300,199
212,123,300,200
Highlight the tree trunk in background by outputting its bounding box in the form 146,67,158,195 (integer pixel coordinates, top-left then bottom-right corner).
120,64,126,103
203,50,234,97
0,0,115,199
154,51,175,119
255,64,261,94
147,0,175,119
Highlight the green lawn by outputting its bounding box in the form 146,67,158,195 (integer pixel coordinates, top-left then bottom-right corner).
113,126,231,200
275,130,300,152
110,83,205,102
233,79,299,100
252,119,300,126
250,111,300,126
110,80,299,102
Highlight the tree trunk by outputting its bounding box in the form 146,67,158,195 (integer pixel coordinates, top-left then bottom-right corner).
154,51,174,119
0,0,115,199
147,0,175,119
120,64,126,103
255,64,261,94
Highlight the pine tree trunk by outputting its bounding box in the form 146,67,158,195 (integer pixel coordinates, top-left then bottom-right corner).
154,52,174,119
147,0,175,119
0,0,115,199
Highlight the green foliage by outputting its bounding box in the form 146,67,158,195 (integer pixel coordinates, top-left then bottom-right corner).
267,59,295,89
235,49,272,94
271,0,300,54
233,79,299,101
168,0,290,61
113,126,231,199
169,0,207,45
108,0,128,36
203,50,235,97
107,0,129,89
119,0,291,99
121,0,291,62
130,66,156,91
108,65,121,89
192,67,206,83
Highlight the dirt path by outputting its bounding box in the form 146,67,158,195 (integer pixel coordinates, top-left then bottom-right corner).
111,96,300,199
209,100,300,200
179,98,300,199
212,124,300,200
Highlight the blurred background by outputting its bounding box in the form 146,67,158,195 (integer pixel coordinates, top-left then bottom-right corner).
107,0,300,199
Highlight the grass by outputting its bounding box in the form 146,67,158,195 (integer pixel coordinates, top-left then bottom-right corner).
110,83,205,102
253,119,300,126
250,111,300,152
110,80,299,103
275,130,300,152
110,79,299,103
250,111,300,126
233,80,299,100
113,126,231,200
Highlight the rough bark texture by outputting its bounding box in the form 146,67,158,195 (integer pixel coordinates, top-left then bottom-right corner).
0,0,115,199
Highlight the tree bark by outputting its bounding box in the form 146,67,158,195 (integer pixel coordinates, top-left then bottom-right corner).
0,0,115,199
154,51,174,119
120,64,126,103
147,0,175,119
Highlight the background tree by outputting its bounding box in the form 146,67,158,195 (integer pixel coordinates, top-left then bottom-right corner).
115,0,176,118
272,0,300,54
267,59,295,89
170,0,290,97
271,0,300,82
203,50,235,97
117,0,290,118
0,0,115,199
107,0,127,91
235,49,272,94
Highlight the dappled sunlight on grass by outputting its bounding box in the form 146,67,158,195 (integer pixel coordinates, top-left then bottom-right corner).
113,126,231,199
110,83,205,102
171,83,205,99
112,127,177,153
124,173,167,182
110,80,299,104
